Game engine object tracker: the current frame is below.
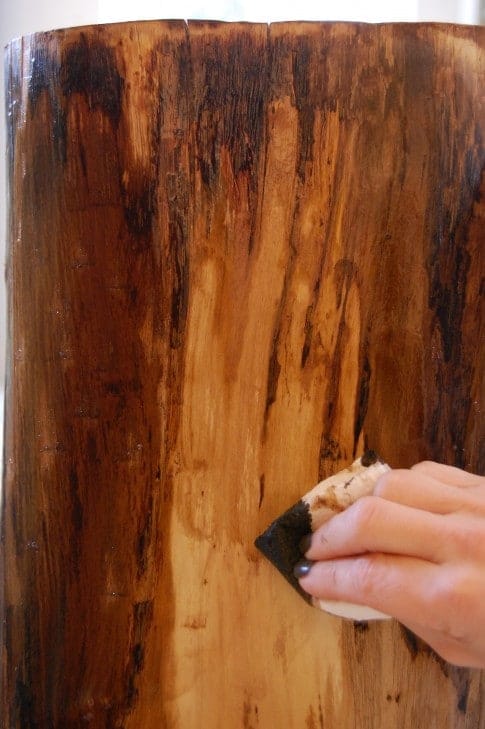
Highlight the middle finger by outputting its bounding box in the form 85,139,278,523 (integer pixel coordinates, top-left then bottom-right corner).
305,496,446,563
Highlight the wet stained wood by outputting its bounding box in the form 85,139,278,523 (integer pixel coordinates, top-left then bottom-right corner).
2,19,485,729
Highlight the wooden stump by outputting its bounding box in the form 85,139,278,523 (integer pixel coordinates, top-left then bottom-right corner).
2,20,484,728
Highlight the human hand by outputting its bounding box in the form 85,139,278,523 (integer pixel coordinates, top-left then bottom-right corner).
295,461,485,668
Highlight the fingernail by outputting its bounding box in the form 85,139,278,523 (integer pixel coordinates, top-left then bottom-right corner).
293,559,314,578
299,533,313,554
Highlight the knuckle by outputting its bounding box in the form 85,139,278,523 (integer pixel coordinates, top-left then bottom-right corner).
349,496,381,537
444,517,482,557
373,471,397,498
429,572,473,641
327,562,340,588
373,472,393,498
410,460,437,473
373,469,409,498
352,555,383,596
434,576,461,609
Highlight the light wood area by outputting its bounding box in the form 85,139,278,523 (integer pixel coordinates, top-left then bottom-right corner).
2,20,484,728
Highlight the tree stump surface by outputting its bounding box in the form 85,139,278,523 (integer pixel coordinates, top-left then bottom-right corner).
2,20,485,728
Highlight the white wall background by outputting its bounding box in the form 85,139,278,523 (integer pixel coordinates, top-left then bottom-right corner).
0,0,481,457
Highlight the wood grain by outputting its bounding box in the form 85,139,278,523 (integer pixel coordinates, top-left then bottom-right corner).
2,20,484,728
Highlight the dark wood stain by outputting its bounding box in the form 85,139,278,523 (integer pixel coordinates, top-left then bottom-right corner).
136,492,153,578
192,25,268,188
3,23,190,727
291,37,314,179
400,625,420,659
451,668,471,714
122,177,158,240
301,303,314,368
258,474,265,510
28,39,67,163
125,600,154,709
61,36,124,126
300,272,322,369
263,201,300,432
167,176,190,350
319,434,342,466
353,354,371,456
265,334,282,417
242,697,260,729
14,678,36,729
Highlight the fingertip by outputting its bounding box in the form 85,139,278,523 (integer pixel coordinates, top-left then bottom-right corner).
373,468,414,498
410,460,437,472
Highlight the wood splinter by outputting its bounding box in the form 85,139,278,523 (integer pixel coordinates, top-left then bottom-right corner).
255,451,391,621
